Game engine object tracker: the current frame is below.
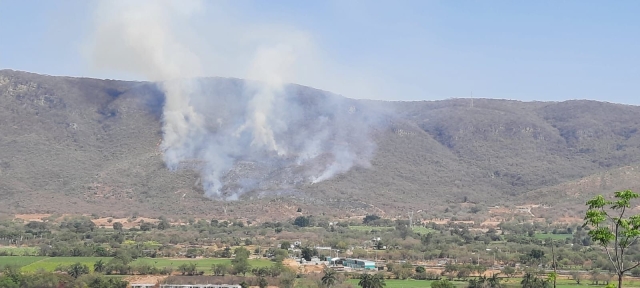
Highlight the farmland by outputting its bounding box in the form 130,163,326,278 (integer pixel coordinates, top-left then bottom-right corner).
0,256,274,272
533,233,573,240
0,246,39,256
348,226,395,232
0,256,47,268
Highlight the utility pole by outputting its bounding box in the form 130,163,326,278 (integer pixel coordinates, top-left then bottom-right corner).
408,211,414,229
551,241,557,288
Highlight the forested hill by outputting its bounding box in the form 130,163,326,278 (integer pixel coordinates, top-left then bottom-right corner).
2,69,640,219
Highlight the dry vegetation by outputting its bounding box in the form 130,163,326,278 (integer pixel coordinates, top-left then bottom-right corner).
2,69,640,221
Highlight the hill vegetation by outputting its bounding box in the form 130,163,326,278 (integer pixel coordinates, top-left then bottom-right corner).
2,70,640,220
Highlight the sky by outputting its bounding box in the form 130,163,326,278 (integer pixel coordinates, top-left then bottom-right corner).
0,0,638,104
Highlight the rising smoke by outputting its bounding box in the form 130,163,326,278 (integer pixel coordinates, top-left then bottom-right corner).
87,0,386,200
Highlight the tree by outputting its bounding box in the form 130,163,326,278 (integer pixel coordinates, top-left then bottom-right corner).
502,266,516,278
322,268,338,288
301,247,317,261
212,263,230,276
280,270,297,288
258,277,268,288
358,274,386,288
93,259,105,273
139,222,154,231
487,274,502,288
584,190,640,288
112,222,123,231
521,273,550,288
232,247,251,276
431,279,456,288
0,278,19,288
280,241,291,249
67,262,89,279
178,263,197,276
363,215,381,224
294,216,311,227
571,271,583,284
416,266,426,274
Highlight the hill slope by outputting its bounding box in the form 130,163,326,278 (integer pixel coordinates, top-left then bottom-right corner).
2,70,640,219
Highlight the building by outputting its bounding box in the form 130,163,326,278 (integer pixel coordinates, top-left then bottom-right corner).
327,257,376,270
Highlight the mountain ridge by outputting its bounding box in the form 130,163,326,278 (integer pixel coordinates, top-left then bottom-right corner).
2,69,640,220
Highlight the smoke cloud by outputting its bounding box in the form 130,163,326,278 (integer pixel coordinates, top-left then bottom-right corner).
86,0,386,200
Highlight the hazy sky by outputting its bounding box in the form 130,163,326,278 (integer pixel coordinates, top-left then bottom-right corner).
0,0,638,104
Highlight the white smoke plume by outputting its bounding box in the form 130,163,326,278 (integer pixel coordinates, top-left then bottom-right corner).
86,0,386,200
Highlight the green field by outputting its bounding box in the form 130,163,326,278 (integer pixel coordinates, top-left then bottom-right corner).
0,256,47,268
0,256,273,272
349,226,395,232
20,257,112,272
131,257,274,269
533,233,573,240
412,226,435,235
347,279,464,288
0,247,39,256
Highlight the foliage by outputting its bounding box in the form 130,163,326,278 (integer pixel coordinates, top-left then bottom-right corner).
468,274,502,288
232,247,252,276
363,215,381,225
358,273,386,288
68,262,90,278
521,273,550,288
322,268,338,288
431,279,455,288
294,216,311,228
584,190,640,288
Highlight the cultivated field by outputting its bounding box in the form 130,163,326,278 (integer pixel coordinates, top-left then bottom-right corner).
0,246,39,256
0,256,273,272
533,233,573,240
0,256,47,268
348,226,395,232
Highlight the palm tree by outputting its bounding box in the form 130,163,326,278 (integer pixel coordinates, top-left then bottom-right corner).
94,259,105,273
467,278,480,288
371,274,386,288
487,273,502,288
521,273,535,288
68,262,89,279
359,273,386,288
322,269,337,287
358,274,373,288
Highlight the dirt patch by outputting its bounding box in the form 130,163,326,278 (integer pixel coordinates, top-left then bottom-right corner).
92,217,159,229
125,275,167,284
301,264,326,274
14,214,52,222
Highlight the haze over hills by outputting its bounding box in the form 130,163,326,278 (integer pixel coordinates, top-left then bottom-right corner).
2,69,640,220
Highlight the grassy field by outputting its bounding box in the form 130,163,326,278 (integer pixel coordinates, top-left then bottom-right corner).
533,233,573,240
0,256,48,268
20,257,112,272
347,279,465,288
412,226,435,235
0,256,273,272
349,226,395,232
0,247,39,256
131,257,274,269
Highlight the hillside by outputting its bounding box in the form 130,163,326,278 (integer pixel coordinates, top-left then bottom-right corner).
2,70,640,220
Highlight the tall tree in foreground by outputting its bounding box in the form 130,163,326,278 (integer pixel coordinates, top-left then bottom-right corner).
321,268,337,288
358,274,386,288
584,190,640,288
